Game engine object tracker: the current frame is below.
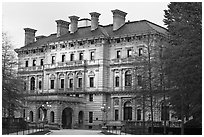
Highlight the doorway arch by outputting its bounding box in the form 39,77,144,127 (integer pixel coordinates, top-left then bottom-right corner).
78,111,84,128
62,107,73,129
124,101,132,121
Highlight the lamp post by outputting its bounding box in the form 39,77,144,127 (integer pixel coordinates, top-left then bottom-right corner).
101,104,110,132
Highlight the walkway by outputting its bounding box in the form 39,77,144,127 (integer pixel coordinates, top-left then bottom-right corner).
49,129,104,135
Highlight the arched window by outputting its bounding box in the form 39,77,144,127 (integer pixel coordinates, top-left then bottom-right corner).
50,111,54,123
124,101,132,121
125,71,132,86
30,77,35,90
29,111,33,122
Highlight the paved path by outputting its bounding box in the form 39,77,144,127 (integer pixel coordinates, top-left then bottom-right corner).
49,129,104,135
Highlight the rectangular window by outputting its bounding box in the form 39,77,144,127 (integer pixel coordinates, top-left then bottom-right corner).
62,55,65,62
52,56,56,64
116,50,121,59
33,60,36,66
61,79,64,89
137,109,141,120
90,51,95,60
90,77,94,87
50,80,54,89
78,78,82,88
89,94,93,102
89,112,93,123
115,76,119,87
139,48,143,56
115,110,119,121
39,81,42,90
127,49,132,57
138,75,142,86
40,59,44,66
79,53,84,60
25,61,29,67
70,53,74,61
69,79,73,88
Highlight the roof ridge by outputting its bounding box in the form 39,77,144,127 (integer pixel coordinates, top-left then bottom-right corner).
144,20,168,31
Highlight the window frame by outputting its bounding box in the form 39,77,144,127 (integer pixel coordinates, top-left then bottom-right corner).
51,56,56,64
50,79,55,89
90,51,95,60
89,77,94,87
62,54,66,62
25,60,29,67
115,76,119,87
116,50,121,59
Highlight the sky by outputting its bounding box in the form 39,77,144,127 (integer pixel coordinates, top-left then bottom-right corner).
2,2,169,49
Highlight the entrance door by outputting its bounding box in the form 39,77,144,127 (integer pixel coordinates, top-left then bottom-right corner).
62,107,73,129
78,111,84,128
124,101,132,121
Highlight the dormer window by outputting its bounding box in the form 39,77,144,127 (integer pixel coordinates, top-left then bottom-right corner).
52,45,56,49
69,43,74,47
125,37,131,42
116,38,120,43
90,40,94,44
61,44,65,48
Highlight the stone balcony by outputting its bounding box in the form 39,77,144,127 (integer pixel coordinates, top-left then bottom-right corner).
26,94,86,103
18,60,101,72
45,60,85,69
18,66,43,72
110,57,135,65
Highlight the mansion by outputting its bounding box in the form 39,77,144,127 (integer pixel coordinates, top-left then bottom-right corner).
15,9,171,129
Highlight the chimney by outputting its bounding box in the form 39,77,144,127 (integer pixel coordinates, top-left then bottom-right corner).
24,28,37,45
89,12,101,31
56,20,70,37
111,9,127,31
69,16,79,33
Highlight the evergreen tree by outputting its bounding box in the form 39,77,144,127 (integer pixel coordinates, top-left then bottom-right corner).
163,2,202,129
2,32,25,117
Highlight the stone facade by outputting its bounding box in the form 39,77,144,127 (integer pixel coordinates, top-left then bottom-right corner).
15,9,172,129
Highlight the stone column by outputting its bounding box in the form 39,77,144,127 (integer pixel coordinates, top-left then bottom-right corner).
112,69,115,91
56,72,59,92
120,69,124,91
73,71,76,91
64,72,67,92
133,100,136,121
110,97,114,121
119,97,122,121
36,75,38,94
27,76,30,93
46,73,49,92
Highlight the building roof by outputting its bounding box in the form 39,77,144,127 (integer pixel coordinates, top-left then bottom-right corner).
18,20,168,50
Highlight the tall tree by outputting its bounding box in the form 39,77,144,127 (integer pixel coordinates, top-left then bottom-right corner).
163,2,202,133
2,32,25,117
